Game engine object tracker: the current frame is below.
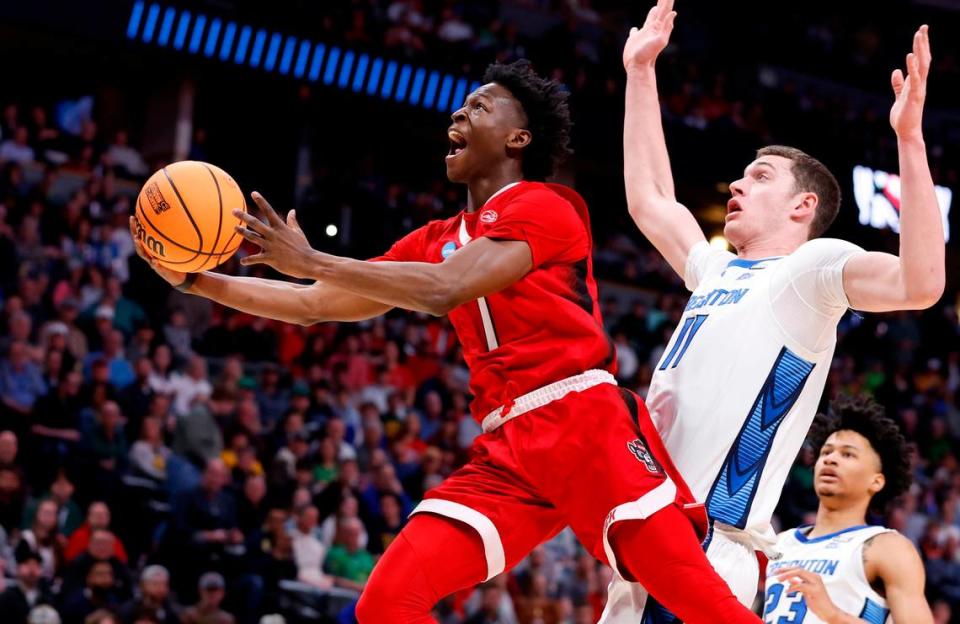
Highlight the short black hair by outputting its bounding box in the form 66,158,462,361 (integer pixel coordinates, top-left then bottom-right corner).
808,395,912,510
482,59,573,181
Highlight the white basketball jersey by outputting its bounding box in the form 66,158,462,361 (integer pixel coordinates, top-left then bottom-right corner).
765,525,893,624
646,239,864,550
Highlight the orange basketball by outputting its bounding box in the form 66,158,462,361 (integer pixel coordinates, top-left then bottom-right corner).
132,161,246,273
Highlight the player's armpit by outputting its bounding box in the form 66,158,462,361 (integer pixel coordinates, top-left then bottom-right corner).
625,196,705,279
842,250,942,312
867,532,934,624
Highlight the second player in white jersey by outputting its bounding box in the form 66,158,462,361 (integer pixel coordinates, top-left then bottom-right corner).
765,525,893,624
608,1,943,621
650,237,861,550
603,239,864,621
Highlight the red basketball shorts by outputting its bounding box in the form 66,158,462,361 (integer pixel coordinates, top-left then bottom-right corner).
410,378,707,580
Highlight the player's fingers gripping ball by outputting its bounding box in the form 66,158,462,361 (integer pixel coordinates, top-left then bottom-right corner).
133,160,246,273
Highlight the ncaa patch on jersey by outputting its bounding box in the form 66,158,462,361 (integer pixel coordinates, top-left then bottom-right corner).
441,241,458,259
627,439,661,474
480,209,498,223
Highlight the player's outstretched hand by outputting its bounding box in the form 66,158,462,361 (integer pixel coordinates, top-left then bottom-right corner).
623,0,677,72
128,216,189,288
890,25,930,140
234,192,318,279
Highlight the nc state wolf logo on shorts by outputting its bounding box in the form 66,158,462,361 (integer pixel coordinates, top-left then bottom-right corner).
627,438,661,474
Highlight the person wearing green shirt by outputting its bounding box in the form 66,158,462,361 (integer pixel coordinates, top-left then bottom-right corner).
325,517,373,592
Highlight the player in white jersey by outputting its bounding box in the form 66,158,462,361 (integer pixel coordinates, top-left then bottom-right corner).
603,1,944,621
765,396,932,623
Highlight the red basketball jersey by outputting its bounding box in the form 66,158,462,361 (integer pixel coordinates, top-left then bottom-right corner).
376,181,616,420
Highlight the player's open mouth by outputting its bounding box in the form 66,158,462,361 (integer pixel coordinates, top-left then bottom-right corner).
446,130,468,160
725,198,742,219
817,468,839,481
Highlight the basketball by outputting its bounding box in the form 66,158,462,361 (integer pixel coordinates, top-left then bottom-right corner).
132,161,246,273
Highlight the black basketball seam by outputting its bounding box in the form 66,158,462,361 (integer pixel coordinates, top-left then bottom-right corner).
145,246,241,262
162,166,205,255
200,163,224,256
137,196,204,260
203,235,242,271
195,237,243,273
136,196,239,264
215,230,242,265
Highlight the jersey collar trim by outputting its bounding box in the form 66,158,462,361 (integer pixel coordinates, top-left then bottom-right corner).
794,524,872,543
483,181,522,206
459,181,524,246
727,256,783,269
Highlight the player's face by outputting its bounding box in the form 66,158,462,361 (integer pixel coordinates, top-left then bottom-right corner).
445,83,528,183
724,155,805,249
814,430,885,504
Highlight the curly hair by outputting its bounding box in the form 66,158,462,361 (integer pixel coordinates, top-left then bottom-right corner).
482,60,573,181
807,395,912,510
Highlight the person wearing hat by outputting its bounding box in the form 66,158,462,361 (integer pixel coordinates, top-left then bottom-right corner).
289,381,310,407
49,298,88,362
97,276,148,338
0,542,55,623
119,565,180,624
88,305,116,352
181,572,235,624
37,322,77,373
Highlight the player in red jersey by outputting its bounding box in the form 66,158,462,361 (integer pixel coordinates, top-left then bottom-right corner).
130,61,759,623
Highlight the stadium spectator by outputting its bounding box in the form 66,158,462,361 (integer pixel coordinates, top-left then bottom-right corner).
118,565,179,624
64,502,127,564
324,518,373,593
180,573,234,624
289,504,331,589
0,544,55,623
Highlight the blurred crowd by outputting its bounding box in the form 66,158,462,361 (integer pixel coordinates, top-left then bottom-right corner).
310,0,960,182
0,1,958,623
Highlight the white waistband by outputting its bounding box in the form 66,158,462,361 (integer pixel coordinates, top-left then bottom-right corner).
481,369,617,433
712,521,779,554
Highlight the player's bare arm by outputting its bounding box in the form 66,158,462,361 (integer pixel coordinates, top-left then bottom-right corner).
863,532,934,623
842,25,945,312
234,192,533,316
623,0,706,277
129,215,391,325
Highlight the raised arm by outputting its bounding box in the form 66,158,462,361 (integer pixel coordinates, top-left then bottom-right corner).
129,217,392,326
623,0,705,277
842,25,945,312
